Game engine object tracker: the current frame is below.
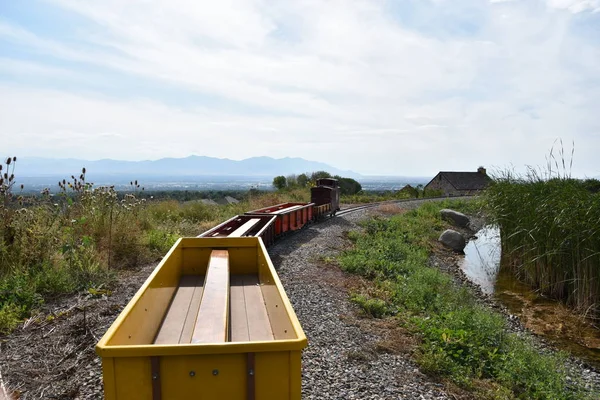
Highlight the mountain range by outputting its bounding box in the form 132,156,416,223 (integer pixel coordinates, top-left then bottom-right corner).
14,156,361,180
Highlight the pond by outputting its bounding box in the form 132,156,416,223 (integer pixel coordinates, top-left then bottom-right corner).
461,226,600,369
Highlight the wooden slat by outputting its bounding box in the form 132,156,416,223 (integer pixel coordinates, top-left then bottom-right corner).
230,275,250,342
154,275,202,344
271,205,303,215
228,218,260,238
192,250,230,343
229,275,273,342
179,276,205,343
242,275,274,341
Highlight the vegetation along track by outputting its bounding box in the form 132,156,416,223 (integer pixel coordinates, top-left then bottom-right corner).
3,195,597,399
336,195,473,216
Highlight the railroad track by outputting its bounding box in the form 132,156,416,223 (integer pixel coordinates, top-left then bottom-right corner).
336,195,474,217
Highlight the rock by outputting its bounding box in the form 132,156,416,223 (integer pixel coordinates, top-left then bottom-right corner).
440,209,470,228
439,229,466,252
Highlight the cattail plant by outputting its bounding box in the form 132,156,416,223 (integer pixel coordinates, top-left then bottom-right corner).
485,144,600,318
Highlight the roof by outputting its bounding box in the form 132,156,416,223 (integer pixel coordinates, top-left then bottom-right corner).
427,171,491,191
225,196,240,204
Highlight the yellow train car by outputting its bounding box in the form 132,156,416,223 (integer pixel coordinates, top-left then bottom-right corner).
96,237,307,400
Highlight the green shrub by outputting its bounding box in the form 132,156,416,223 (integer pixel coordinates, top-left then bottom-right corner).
351,294,389,318
0,303,24,334
146,229,179,256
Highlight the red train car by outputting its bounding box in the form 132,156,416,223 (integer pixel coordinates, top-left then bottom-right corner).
198,214,277,246
245,202,314,236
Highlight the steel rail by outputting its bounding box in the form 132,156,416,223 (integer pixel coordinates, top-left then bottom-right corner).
336,195,474,217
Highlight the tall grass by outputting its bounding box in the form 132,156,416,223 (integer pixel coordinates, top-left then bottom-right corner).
485,172,600,318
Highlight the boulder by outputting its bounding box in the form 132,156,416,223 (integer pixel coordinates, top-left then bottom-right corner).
439,229,466,252
440,209,470,228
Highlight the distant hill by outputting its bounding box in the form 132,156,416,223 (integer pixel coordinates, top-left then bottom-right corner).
15,156,361,180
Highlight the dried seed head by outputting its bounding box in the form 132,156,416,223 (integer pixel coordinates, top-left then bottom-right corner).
62,179,66,185
6,158,11,165
82,167,86,174
20,184,24,190
13,157,16,162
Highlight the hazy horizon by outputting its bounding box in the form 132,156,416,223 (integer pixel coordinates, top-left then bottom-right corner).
2,1,599,177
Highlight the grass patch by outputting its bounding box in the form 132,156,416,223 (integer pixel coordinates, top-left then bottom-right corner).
339,199,592,399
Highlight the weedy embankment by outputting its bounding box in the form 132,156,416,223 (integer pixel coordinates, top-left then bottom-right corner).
0,159,304,334
339,200,593,399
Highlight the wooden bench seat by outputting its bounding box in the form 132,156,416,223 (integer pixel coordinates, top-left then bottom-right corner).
154,251,274,344
271,205,303,215
154,274,204,344
230,274,273,342
228,218,260,238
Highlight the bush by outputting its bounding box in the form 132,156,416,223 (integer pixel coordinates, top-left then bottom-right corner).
350,294,389,318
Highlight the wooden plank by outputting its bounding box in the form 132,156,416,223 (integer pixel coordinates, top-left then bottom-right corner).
271,205,303,215
242,275,274,341
154,275,202,344
229,274,273,342
228,218,260,238
229,275,250,342
179,276,205,343
192,250,230,343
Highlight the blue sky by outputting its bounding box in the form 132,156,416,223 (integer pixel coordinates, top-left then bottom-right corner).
1,0,599,176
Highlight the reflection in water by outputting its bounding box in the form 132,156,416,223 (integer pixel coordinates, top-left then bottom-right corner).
460,226,501,294
461,226,600,369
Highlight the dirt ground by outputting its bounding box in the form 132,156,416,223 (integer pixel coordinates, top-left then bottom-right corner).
0,264,156,400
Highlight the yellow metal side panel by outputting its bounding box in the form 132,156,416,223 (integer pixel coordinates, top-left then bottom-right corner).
260,284,296,340
227,246,257,275
181,246,257,275
256,352,290,399
180,238,258,275
101,357,117,400
113,357,152,400
179,237,259,249
108,248,182,345
181,247,211,275
160,354,246,400
289,351,302,400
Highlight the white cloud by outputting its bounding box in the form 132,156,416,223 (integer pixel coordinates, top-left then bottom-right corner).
546,0,600,13
0,0,599,176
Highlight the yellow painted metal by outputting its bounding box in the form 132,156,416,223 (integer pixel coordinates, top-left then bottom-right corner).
96,237,307,400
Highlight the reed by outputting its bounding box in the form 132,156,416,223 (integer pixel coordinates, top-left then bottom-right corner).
485,170,600,318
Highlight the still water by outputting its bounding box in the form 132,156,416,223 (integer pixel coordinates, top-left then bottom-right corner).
461,226,600,368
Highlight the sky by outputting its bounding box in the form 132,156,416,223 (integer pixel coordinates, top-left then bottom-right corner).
0,0,599,177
